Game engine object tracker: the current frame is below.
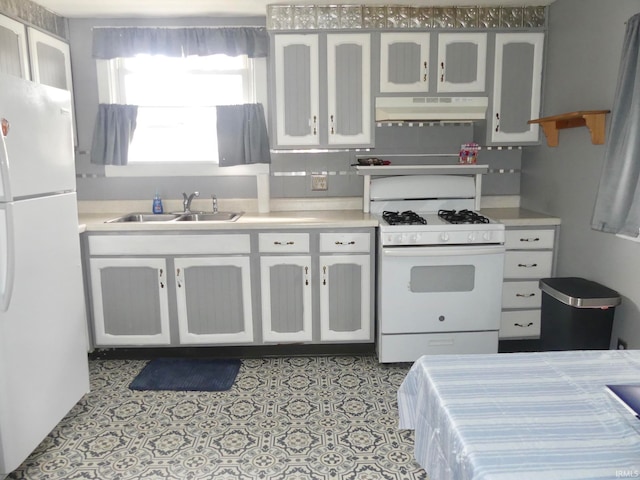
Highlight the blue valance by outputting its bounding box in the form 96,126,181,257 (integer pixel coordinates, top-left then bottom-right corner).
92,27,269,59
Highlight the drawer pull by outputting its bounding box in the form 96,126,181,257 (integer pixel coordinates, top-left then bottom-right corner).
335,241,356,245
515,293,536,298
520,237,540,242
274,241,295,245
517,263,538,268
514,322,534,328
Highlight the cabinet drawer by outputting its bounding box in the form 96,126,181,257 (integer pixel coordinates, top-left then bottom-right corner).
502,281,542,309
88,234,251,255
505,229,555,250
319,232,370,253
259,233,310,253
500,310,541,339
504,251,552,279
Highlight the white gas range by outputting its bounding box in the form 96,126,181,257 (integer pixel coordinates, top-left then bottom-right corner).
370,173,506,363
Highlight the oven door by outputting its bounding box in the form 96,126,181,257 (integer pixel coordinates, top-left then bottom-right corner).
379,245,505,334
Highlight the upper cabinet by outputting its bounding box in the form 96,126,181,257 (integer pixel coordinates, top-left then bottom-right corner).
380,32,430,93
27,27,73,92
437,33,487,93
0,14,29,79
490,32,544,144
273,32,372,148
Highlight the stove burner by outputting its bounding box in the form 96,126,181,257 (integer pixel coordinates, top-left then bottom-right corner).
382,210,427,226
438,209,490,224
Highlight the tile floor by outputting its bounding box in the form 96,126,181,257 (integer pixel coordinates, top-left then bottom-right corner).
8,355,428,479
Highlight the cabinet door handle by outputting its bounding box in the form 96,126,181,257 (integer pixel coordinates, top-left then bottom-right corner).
495,112,500,132
160,282,165,289
335,241,355,245
304,266,309,286
423,61,428,82
312,115,317,135
273,241,294,245
517,263,538,268
176,268,182,288
516,293,536,298
440,61,445,82
330,115,335,135
322,265,327,285
159,268,163,278
514,322,534,328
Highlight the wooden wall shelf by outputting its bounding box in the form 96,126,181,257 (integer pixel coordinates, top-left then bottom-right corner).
528,110,610,147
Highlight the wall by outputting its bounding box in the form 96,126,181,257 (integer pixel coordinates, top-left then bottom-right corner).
69,17,524,203
521,0,640,348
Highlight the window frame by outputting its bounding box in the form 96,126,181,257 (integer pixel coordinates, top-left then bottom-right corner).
95,55,269,177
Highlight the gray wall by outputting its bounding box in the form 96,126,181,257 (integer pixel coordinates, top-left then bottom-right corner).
521,0,640,348
69,17,523,202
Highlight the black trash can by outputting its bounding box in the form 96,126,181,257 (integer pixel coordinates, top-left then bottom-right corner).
539,277,621,351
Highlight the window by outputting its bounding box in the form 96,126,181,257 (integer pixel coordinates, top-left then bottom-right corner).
96,54,268,174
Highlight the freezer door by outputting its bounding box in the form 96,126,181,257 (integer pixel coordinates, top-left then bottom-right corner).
0,73,74,201
0,192,89,475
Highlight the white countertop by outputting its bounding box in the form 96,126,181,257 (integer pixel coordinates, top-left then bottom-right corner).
480,208,561,226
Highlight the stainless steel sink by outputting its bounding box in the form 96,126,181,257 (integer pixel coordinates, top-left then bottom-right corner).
106,213,182,223
175,212,243,222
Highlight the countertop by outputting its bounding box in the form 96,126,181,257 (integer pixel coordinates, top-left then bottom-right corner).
79,207,559,233
480,208,562,227
78,210,379,233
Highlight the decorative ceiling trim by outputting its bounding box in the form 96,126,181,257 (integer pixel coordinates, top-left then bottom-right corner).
267,5,546,30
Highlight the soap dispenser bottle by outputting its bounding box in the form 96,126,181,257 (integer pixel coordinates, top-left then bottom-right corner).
152,191,164,214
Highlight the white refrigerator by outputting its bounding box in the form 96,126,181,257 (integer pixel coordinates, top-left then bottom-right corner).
0,73,90,476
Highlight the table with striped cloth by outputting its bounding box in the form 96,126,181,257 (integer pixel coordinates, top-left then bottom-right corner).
398,350,640,480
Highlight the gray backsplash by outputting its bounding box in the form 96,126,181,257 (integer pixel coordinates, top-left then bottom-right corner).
270,122,522,198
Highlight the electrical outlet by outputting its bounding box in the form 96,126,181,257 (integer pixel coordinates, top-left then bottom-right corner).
617,338,628,350
311,174,328,191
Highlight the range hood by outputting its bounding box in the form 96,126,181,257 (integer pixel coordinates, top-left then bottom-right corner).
375,96,488,122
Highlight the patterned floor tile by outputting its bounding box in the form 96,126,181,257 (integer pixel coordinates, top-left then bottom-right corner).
7,355,427,479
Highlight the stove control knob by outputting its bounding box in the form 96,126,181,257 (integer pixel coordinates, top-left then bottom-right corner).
410,234,421,243
482,231,492,241
400,233,409,244
468,232,477,243
440,232,450,242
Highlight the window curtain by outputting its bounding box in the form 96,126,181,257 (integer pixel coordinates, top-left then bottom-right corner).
216,104,271,167
591,13,640,236
90,104,138,166
92,27,269,59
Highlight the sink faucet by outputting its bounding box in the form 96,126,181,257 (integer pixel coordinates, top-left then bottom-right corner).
211,194,218,213
182,191,199,213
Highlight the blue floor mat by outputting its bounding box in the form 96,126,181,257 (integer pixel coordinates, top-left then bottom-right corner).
129,358,241,391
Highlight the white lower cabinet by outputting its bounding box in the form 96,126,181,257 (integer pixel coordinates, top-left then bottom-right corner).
175,257,253,344
89,257,171,346
260,255,313,343
86,229,374,348
499,226,557,340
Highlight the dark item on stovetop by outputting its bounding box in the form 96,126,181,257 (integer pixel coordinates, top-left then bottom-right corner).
438,209,490,224
382,210,428,225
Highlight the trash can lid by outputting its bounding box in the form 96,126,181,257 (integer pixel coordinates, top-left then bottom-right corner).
539,277,621,308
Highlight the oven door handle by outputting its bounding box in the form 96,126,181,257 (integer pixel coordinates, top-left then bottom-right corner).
382,245,505,257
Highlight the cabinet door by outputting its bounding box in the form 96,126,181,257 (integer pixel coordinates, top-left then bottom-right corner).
260,256,312,342
380,32,430,93
175,257,253,345
326,33,371,145
274,34,320,146
0,15,29,79
491,33,544,144
437,33,487,93
89,258,171,346
319,255,371,342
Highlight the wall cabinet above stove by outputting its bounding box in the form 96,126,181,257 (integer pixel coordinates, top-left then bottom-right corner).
379,32,487,95
272,33,372,148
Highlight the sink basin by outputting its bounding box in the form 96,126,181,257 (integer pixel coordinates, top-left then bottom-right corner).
106,213,182,223
175,212,243,222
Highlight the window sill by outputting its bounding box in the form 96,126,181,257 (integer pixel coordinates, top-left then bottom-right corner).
104,162,270,177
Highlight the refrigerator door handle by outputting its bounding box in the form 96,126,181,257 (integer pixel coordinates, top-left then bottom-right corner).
0,204,15,312
0,127,13,202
